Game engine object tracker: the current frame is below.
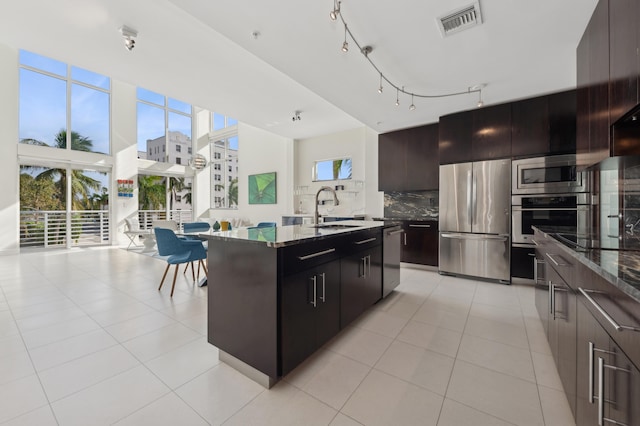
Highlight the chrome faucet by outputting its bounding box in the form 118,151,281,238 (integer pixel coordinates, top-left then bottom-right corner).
315,186,339,225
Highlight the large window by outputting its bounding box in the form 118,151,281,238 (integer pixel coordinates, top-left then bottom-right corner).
19,50,110,155
211,134,238,209
137,88,192,166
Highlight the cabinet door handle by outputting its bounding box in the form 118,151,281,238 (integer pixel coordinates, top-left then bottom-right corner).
579,288,640,332
366,255,371,278
549,280,556,319
355,237,377,245
387,229,404,236
298,248,336,261
310,276,317,308
598,357,605,426
409,224,431,228
403,233,407,245
360,257,366,278
588,342,615,405
545,252,566,267
531,238,539,246
319,272,326,302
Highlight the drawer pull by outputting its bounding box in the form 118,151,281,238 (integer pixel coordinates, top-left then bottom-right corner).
409,224,431,228
531,238,539,246
297,248,336,261
354,237,377,245
387,229,404,236
579,288,640,332
545,252,566,267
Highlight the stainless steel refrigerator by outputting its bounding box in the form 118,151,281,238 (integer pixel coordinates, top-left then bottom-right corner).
439,159,511,283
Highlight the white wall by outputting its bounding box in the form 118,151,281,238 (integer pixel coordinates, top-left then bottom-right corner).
295,127,383,219
0,44,19,254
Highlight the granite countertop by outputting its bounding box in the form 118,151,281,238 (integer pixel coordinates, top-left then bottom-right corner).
373,217,438,222
534,226,640,303
199,220,385,248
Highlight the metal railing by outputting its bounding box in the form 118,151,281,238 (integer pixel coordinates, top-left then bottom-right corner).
20,210,110,248
20,209,192,248
137,210,193,230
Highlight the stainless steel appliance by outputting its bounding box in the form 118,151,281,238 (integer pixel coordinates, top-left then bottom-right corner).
439,159,511,283
512,154,587,195
512,193,590,245
382,225,403,297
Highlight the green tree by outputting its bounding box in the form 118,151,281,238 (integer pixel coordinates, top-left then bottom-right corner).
21,130,102,210
228,178,238,207
88,187,109,210
168,177,192,210
138,175,165,210
332,158,352,180
19,173,63,211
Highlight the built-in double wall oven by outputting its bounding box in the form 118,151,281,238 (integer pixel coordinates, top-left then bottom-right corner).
511,155,590,280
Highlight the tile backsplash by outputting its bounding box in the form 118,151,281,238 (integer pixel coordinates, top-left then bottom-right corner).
384,191,438,220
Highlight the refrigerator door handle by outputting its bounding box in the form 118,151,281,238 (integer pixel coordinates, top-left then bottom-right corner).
472,174,477,226
467,170,473,226
441,233,508,241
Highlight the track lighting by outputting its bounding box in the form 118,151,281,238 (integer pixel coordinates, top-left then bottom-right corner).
292,111,302,122
330,0,341,21
342,25,348,52
477,87,484,107
120,25,137,51
328,3,484,110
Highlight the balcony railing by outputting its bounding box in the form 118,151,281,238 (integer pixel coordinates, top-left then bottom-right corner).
20,209,193,248
137,210,193,230
20,210,110,248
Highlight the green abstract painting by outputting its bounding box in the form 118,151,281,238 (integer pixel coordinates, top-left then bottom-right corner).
248,172,277,204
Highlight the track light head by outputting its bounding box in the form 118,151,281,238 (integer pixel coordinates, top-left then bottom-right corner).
292,111,302,122
330,1,341,20
342,25,348,52
409,94,416,111
120,25,137,51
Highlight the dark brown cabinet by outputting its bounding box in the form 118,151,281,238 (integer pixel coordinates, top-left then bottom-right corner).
546,261,577,416
548,91,578,155
439,111,472,164
608,0,638,125
511,91,577,158
511,246,535,280
576,299,640,426
401,220,438,266
378,123,439,191
340,233,382,328
588,0,611,163
472,103,512,161
281,259,340,376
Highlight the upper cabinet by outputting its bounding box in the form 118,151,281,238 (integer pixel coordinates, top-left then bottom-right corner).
577,0,640,162
472,103,512,161
440,92,574,164
378,123,439,191
439,111,472,164
512,90,577,158
609,0,638,124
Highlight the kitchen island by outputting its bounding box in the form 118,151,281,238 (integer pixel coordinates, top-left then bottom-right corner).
201,221,390,387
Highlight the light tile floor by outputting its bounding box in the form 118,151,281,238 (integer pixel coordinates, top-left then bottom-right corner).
0,247,576,425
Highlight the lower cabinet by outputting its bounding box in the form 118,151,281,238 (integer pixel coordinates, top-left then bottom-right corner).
576,299,640,426
401,220,438,266
341,244,382,328
546,263,577,416
511,246,535,279
281,259,340,376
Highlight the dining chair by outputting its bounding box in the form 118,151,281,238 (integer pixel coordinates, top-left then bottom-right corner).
181,222,211,276
154,227,208,297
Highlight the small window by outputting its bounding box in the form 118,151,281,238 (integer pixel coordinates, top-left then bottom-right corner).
313,158,352,181
176,145,181,152
176,157,181,165
188,147,192,154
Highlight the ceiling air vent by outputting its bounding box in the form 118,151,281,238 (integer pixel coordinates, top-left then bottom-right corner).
437,1,483,37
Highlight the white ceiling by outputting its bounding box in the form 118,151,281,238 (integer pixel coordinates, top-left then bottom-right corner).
0,0,598,139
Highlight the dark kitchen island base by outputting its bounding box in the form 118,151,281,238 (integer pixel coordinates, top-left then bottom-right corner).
202,221,390,387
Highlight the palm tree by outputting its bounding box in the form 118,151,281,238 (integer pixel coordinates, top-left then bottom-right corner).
332,158,352,180
89,187,109,210
228,178,238,207
138,175,165,210
21,129,102,210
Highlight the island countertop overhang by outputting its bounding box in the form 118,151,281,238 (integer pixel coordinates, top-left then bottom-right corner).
199,220,385,248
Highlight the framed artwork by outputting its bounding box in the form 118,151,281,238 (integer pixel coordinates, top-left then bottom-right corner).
248,171,277,204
